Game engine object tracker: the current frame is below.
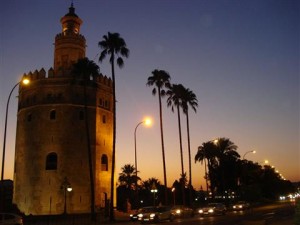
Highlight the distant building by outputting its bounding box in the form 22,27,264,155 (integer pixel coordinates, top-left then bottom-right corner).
13,4,113,215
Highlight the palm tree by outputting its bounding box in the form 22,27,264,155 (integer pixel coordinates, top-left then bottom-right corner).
181,87,198,204
72,57,100,220
166,83,186,205
118,164,140,209
146,69,171,204
196,138,240,195
118,164,140,189
142,178,162,206
98,32,129,221
142,177,161,191
214,138,240,193
195,141,219,196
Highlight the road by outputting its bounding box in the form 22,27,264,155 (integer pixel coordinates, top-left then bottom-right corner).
23,200,295,225
118,201,295,225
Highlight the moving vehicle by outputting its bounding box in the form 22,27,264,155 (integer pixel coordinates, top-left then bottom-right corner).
137,206,174,223
0,213,23,225
197,203,226,216
232,201,250,211
170,205,194,218
130,208,145,221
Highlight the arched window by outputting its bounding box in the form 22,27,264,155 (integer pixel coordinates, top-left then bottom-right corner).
50,110,56,120
101,154,108,171
46,153,57,170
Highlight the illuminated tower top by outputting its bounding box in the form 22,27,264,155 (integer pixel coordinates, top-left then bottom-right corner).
53,3,86,76
60,3,82,35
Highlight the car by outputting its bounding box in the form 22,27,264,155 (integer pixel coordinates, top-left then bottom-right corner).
170,205,194,218
0,213,23,225
197,203,226,216
137,206,174,223
232,201,250,211
130,208,145,221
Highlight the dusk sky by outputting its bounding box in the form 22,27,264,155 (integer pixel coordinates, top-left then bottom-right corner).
0,0,299,190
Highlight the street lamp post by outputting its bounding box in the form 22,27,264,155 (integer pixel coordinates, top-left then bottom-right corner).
1,77,30,181
171,187,175,205
134,118,151,206
61,177,72,214
151,183,158,207
242,150,256,160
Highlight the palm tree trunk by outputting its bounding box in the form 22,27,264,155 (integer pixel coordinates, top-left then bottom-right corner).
84,81,96,221
204,158,209,194
110,58,116,221
186,110,192,205
158,89,168,204
177,105,185,205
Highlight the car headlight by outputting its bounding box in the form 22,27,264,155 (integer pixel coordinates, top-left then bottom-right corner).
150,213,156,218
239,205,243,208
176,209,181,214
233,205,236,209
208,209,214,213
138,213,143,218
199,209,203,213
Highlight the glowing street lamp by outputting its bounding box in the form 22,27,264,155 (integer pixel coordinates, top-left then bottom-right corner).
1,77,30,181
242,150,256,160
134,117,152,183
151,183,158,207
213,139,219,145
134,117,152,206
171,187,176,205
61,177,72,214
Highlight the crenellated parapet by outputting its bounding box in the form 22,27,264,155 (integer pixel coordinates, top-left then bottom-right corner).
22,68,112,88
55,33,86,41
96,74,113,87
22,68,46,80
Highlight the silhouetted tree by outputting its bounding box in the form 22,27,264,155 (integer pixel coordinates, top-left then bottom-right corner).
146,69,171,204
98,32,129,221
181,87,198,204
196,138,240,196
166,83,186,205
118,164,140,211
72,57,100,220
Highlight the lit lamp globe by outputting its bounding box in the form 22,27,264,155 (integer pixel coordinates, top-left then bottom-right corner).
144,117,152,126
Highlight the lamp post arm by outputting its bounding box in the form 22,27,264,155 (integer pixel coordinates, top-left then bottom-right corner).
134,121,144,178
242,150,255,160
1,82,20,181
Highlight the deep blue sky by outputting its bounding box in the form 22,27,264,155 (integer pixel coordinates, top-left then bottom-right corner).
0,0,299,188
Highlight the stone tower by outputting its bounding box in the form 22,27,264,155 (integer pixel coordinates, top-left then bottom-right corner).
13,4,113,215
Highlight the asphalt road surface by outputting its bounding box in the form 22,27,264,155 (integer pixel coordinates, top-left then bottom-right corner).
119,201,295,225
23,200,295,225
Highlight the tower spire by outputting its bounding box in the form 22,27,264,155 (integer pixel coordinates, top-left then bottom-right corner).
53,4,85,75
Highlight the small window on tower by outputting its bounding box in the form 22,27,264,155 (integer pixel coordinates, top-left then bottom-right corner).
79,111,84,120
102,115,106,124
46,153,57,170
50,110,56,120
101,154,108,171
27,113,32,122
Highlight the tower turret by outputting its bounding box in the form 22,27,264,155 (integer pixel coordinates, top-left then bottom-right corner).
54,4,86,76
